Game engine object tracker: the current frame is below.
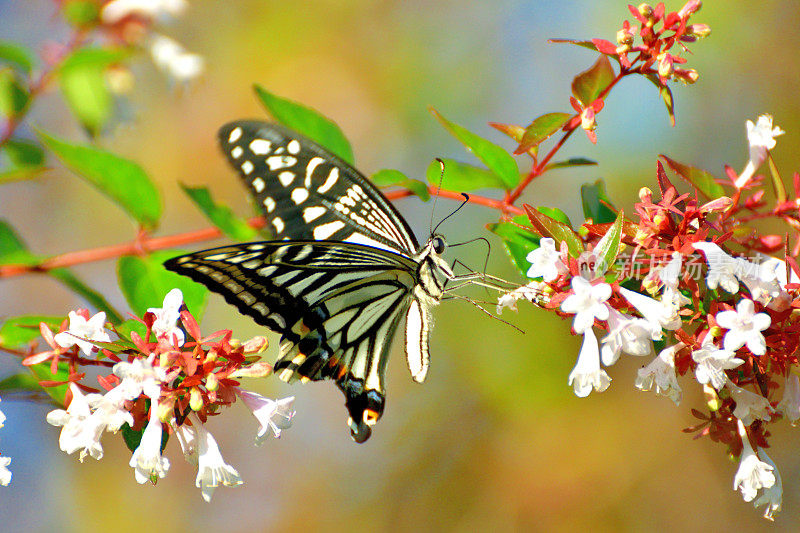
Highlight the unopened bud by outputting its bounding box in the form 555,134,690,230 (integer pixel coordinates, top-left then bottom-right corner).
157,398,175,423
616,28,634,46
678,0,702,19
206,373,219,392
189,387,203,411
675,68,699,84
638,3,654,19
242,335,269,354
580,107,597,131
639,187,653,202
206,348,218,363
229,361,273,378
687,23,711,38
703,383,722,411
707,326,723,339
657,52,674,78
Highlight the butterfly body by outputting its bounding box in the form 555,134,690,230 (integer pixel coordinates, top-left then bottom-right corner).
165,120,455,442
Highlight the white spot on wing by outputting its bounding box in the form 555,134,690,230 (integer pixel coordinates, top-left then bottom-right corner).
344,233,397,253
278,171,295,187
231,146,243,159
291,188,309,205
287,140,301,154
302,206,326,222
317,168,339,193
266,155,297,170
313,220,346,240
249,139,272,155
263,196,276,213
272,217,285,233
305,157,325,187
228,127,242,143
252,177,266,193
241,161,254,175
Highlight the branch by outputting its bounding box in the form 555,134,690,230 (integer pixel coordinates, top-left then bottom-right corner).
0,187,519,278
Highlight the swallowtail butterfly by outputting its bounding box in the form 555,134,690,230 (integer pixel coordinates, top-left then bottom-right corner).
165,120,494,442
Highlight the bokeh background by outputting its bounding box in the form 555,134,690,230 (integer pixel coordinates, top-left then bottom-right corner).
2,1,800,531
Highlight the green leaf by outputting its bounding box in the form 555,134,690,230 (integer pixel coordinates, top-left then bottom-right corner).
29,359,70,404
489,122,526,143
48,268,123,324
118,251,208,319
254,85,354,165
58,48,127,135
515,112,572,154
121,419,169,453
3,138,45,167
0,166,46,184
0,373,43,395
63,0,101,28
425,158,506,192
581,180,617,223
535,206,572,227
646,73,675,127
371,169,430,201
114,318,147,342
0,41,34,74
549,38,605,53
487,215,541,275
38,129,162,229
0,220,123,320
593,210,624,275
660,154,725,200
430,108,520,189
0,315,63,348
766,153,787,204
545,157,597,171
524,205,584,257
571,54,615,106
180,184,258,241
0,68,28,118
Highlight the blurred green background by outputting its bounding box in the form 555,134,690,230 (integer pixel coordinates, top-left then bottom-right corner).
2,0,800,531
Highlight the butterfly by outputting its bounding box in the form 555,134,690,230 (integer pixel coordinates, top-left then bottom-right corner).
164,120,504,442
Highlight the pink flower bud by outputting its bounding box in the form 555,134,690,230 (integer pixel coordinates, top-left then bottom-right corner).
658,53,674,78
687,23,711,38
580,107,597,131
678,0,702,18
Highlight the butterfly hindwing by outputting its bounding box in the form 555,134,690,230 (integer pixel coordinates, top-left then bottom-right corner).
164,240,419,442
219,121,419,255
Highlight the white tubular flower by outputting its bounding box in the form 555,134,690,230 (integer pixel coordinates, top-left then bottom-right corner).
53,311,111,356
86,386,134,433
0,457,10,486
635,344,683,405
754,448,782,521
560,277,611,334
600,306,659,366
525,238,567,281
660,252,683,289
716,299,771,355
130,412,170,484
692,242,740,293
187,413,243,502
735,115,785,189
568,329,611,397
728,382,773,426
0,398,5,428
237,391,296,443
496,282,545,314
691,334,743,391
172,421,198,464
149,35,204,84
101,0,188,23
777,373,800,424
46,384,105,461
113,355,167,401
147,288,186,346
734,419,776,502
618,287,680,331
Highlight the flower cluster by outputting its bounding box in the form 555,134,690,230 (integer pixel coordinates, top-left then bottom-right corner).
27,289,294,502
500,114,798,520
96,0,204,85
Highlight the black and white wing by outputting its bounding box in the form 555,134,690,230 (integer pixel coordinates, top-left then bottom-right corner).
220,120,419,255
164,241,419,442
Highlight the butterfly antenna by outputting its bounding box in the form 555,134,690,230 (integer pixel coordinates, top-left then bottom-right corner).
445,293,525,333
429,158,446,235
432,192,470,235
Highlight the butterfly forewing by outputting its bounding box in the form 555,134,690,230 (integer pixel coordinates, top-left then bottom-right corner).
220,121,418,255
